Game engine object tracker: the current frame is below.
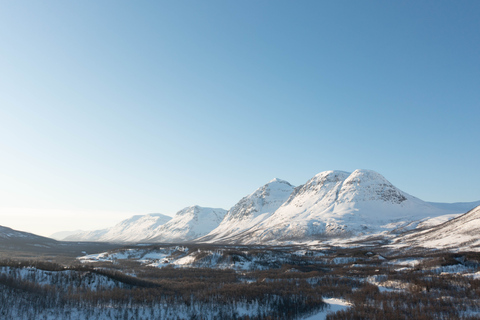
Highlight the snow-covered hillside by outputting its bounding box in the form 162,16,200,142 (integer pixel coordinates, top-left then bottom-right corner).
148,206,227,242
398,205,480,251
199,178,295,243
64,213,172,242
236,169,472,243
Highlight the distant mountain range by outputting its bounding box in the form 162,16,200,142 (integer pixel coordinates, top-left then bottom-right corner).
63,213,172,242
217,169,477,244
45,169,479,245
61,207,227,243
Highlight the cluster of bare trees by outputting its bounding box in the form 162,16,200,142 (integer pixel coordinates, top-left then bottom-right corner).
0,248,479,319
0,259,326,319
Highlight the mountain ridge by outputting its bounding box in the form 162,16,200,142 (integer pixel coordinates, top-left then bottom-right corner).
231,169,475,244
50,169,480,246
198,178,295,243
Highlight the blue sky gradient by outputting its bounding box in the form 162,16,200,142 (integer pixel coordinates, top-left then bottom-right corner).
1,1,479,235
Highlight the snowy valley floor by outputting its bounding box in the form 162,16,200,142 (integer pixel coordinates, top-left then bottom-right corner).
1,242,480,319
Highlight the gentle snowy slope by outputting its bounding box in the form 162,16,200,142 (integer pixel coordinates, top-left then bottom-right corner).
238,169,467,243
399,205,480,251
148,206,227,242
64,213,172,242
199,178,295,243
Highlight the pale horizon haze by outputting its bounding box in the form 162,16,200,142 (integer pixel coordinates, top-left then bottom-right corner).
1,1,479,237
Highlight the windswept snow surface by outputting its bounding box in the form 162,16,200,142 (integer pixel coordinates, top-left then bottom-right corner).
148,206,227,242
199,178,295,243
238,170,468,244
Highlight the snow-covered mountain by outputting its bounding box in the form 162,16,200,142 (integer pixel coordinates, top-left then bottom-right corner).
199,178,295,243
63,207,227,243
54,169,479,245
64,228,109,241
64,213,172,242
398,205,480,251
100,213,172,242
148,206,227,243
234,169,473,243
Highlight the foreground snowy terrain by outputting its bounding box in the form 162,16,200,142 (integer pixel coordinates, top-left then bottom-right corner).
1,242,480,319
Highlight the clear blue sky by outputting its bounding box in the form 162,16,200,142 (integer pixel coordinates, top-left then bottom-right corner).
1,1,479,236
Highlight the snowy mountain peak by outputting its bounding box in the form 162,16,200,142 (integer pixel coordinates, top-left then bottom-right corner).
174,206,226,224
303,170,350,192
312,170,351,180
338,169,408,204
63,213,172,242
236,169,471,243
148,206,228,242
197,178,296,243
268,178,292,185
225,178,295,222
282,170,350,209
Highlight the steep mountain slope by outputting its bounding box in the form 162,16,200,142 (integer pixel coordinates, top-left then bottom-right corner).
398,205,480,251
64,213,172,242
237,169,464,243
199,178,295,243
148,206,227,242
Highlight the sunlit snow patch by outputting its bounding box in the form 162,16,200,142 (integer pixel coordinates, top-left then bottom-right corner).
303,298,352,320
